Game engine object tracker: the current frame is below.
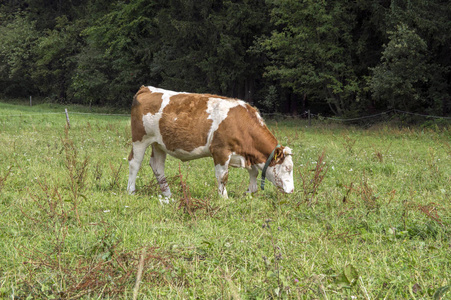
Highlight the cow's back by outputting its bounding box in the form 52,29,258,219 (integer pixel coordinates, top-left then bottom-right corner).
131,86,250,161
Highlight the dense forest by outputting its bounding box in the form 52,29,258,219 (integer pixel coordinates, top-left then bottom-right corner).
1,0,450,116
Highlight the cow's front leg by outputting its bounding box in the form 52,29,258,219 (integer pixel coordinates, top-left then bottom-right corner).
215,162,229,198
213,153,231,198
246,165,259,194
149,144,172,201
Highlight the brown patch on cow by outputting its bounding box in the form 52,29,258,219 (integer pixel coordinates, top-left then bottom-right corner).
210,104,278,166
130,86,163,142
159,94,212,152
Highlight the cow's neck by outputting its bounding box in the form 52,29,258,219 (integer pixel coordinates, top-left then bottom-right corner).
249,127,278,167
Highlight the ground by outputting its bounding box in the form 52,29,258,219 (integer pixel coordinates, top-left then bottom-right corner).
0,101,449,299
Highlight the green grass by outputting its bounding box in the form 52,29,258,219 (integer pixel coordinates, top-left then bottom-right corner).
0,102,450,299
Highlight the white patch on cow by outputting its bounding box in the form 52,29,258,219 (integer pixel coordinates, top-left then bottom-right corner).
255,111,265,126
142,112,162,141
205,97,245,145
127,139,152,194
147,86,186,97
141,87,183,147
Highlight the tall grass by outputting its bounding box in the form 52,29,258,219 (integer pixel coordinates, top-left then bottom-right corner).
0,102,450,299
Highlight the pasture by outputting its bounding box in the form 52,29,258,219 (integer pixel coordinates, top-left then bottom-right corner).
0,101,450,299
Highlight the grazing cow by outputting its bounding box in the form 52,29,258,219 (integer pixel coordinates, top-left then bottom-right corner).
127,86,294,201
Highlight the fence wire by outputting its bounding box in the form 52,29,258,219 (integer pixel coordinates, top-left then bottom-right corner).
0,111,129,117
262,109,451,121
0,108,449,121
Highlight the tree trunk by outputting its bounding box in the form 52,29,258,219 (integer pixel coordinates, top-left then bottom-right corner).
244,78,254,104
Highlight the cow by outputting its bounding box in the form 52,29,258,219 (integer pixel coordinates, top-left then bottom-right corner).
127,86,294,202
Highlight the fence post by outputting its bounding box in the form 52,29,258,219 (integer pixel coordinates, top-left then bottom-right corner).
65,108,71,129
308,109,311,126
30,96,32,107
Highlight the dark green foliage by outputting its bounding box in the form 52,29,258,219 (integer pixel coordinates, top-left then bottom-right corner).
0,12,39,96
262,0,361,115
370,24,430,111
0,0,450,116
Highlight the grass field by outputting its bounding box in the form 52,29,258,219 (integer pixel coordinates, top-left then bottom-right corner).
0,101,450,299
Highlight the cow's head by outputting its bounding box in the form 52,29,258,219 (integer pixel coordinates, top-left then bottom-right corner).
263,146,294,194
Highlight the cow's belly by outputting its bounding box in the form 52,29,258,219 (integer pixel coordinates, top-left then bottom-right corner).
229,153,246,168
164,145,212,161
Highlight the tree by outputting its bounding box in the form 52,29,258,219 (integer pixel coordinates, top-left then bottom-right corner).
75,0,270,105
0,12,38,96
381,0,451,114
149,0,270,99
369,24,431,111
32,15,83,101
0,2,88,100
261,0,361,115
1,0,449,115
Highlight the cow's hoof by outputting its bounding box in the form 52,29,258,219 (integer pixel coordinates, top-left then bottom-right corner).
158,195,172,204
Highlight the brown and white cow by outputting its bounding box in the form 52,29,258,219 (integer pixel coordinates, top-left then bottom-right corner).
127,86,294,202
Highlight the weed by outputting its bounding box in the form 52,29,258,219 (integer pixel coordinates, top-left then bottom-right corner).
426,147,444,182
414,202,443,226
19,243,174,299
372,142,392,163
298,150,328,206
341,182,354,204
342,133,357,154
399,199,444,240
0,166,12,193
93,161,103,185
261,219,289,298
109,161,123,189
177,164,218,218
18,179,175,298
374,149,384,163
324,230,360,242
342,177,379,212
358,178,379,211
61,128,89,225
18,180,73,297
443,141,451,157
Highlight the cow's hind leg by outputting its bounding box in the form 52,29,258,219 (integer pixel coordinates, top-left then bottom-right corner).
149,144,172,201
128,141,149,194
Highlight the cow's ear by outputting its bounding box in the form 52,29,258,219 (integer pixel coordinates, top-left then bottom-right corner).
274,146,285,163
283,147,292,156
